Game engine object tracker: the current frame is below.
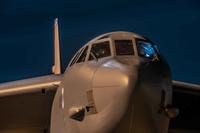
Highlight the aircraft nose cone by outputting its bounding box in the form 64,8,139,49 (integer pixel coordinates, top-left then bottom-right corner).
93,65,137,102
90,65,137,132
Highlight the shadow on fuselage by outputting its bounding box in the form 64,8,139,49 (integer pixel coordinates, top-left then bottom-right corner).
112,56,172,133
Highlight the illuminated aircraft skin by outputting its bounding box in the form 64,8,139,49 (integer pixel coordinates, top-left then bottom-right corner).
0,19,199,133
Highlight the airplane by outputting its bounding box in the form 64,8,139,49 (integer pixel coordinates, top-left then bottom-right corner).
0,18,199,133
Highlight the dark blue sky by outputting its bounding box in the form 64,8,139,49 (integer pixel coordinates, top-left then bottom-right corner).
0,0,199,83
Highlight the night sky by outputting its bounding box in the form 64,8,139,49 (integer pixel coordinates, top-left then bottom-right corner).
0,0,199,84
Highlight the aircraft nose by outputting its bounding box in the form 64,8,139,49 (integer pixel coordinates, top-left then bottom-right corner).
90,66,137,131
93,68,133,88
93,65,137,98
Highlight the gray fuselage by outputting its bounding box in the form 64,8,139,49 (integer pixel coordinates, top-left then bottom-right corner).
50,32,172,133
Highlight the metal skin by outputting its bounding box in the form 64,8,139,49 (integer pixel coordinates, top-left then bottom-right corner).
0,19,199,132
50,32,172,133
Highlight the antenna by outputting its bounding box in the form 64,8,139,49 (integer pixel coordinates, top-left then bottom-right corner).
52,18,61,74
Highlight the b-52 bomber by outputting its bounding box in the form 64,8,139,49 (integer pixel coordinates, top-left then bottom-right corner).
0,18,199,133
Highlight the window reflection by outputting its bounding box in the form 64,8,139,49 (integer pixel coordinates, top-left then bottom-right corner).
136,40,158,58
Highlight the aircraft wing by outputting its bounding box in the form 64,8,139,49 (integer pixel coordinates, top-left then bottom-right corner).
169,80,200,133
0,75,61,133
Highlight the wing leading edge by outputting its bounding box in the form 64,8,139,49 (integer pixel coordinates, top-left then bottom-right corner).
169,80,200,133
172,80,200,92
0,18,63,133
0,75,61,133
0,75,61,97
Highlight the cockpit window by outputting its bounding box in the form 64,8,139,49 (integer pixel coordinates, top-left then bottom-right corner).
136,39,158,58
89,41,111,60
115,40,134,55
76,46,88,63
69,48,84,67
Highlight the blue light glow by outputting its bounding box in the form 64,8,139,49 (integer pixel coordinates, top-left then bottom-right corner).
143,43,155,57
138,41,156,58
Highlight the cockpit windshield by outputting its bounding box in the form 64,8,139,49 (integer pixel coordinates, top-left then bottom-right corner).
115,40,134,56
89,41,111,60
136,39,158,58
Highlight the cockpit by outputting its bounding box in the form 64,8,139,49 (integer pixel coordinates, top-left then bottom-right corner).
68,32,159,67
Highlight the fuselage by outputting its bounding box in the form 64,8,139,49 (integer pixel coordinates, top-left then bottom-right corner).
51,32,172,133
